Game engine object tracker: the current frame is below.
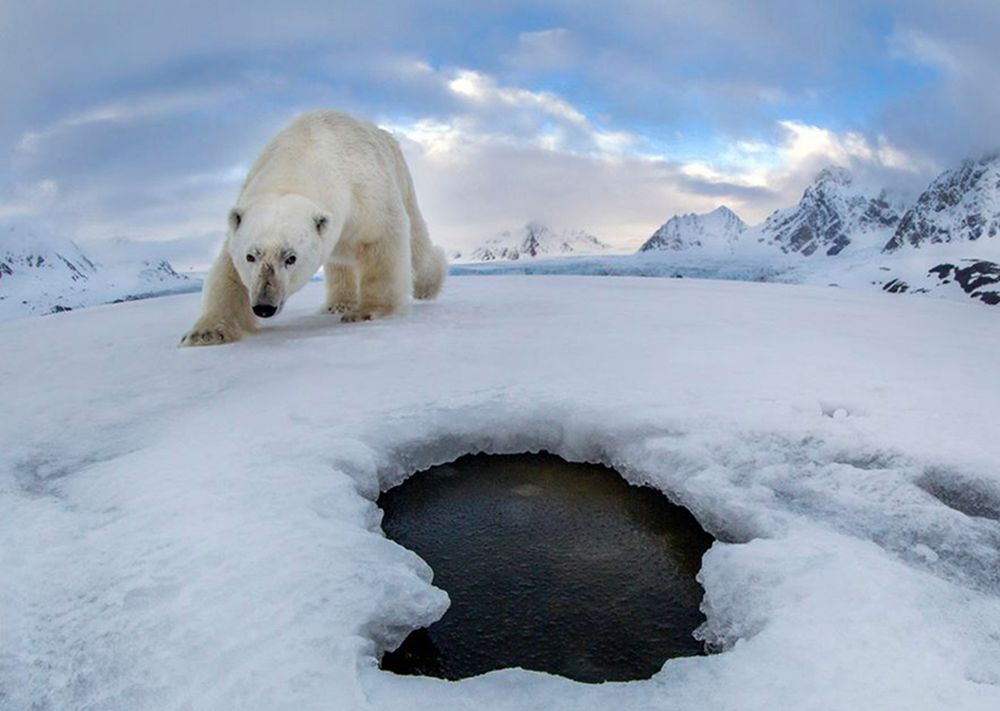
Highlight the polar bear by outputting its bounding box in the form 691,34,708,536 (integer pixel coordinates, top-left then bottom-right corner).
180,110,447,346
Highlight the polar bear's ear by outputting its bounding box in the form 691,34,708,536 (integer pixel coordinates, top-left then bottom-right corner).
228,208,243,233
313,212,330,237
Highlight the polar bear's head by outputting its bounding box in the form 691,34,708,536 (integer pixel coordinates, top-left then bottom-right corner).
227,195,333,318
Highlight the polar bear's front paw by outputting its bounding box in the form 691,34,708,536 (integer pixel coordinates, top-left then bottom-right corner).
340,311,373,323
325,301,357,315
179,322,243,347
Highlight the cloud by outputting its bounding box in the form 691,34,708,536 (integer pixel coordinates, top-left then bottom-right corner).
0,179,59,218
448,69,586,126
397,133,710,252
504,28,577,72
775,120,926,174
18,87,244,154
384,64,638,162
667,120,930,222
889,29,960,74
2,1,999,260
79,232,223,272
382,68,853,248
379,66,695,248
881,5,1000,165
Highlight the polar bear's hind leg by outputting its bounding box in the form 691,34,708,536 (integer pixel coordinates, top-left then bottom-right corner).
352,229,410,321
413,242,447,300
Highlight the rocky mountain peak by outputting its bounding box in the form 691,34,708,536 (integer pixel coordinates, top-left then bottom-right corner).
760,166,900,256
0,224,97,283
813,166,854,188
638,205,747,253
469,222,609,262
883,152,1000,252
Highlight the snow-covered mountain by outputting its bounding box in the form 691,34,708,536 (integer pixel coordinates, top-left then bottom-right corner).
468,222,609,262
83,235,192,286
0,223,196,320
638,206,746,253
455,155,1000,308
0,224,98,286
884,153,1000,252
865,153,1000,305
757,167,902,256
634,168,904,260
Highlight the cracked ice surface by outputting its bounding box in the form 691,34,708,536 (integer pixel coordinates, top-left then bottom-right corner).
2,276,1000,710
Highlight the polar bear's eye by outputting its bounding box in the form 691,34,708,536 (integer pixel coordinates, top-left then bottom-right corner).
246,254,256,263
285,255,297,266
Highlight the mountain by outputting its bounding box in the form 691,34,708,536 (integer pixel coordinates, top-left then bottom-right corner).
456,155,1000,307
0,223,196,320
637,206,746,253
83,236,192,286
759,167,902,256
884,153,1000,252
0,223,98,285
468,222,610,262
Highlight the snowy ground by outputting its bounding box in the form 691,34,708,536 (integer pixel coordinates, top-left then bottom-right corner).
2,276,1000,710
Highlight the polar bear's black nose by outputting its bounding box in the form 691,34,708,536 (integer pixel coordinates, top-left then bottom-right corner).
253,304,277,318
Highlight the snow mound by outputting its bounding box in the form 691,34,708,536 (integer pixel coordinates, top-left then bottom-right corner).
2,277,1000,710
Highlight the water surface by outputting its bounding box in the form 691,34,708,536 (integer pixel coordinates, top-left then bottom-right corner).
379,452,714,683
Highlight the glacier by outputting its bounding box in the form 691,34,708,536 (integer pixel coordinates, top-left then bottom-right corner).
2,276,1000,710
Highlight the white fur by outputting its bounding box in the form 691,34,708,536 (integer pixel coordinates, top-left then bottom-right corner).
180,110,447,346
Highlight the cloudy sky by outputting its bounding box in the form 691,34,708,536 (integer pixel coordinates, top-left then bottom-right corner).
1,1,998,266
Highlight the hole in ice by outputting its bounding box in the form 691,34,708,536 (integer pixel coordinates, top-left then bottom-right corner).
378,452,715,683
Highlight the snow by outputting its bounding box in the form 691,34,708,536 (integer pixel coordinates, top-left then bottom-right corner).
2,276,1000,710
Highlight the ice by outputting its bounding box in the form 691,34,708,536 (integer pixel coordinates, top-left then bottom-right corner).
450,238,1000,308
2,276,1000,710
450,251,799,284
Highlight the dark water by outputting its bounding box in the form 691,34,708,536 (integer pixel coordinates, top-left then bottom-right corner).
378,453,715,683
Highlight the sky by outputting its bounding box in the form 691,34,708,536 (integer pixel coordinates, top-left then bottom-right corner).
1,0,999,266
